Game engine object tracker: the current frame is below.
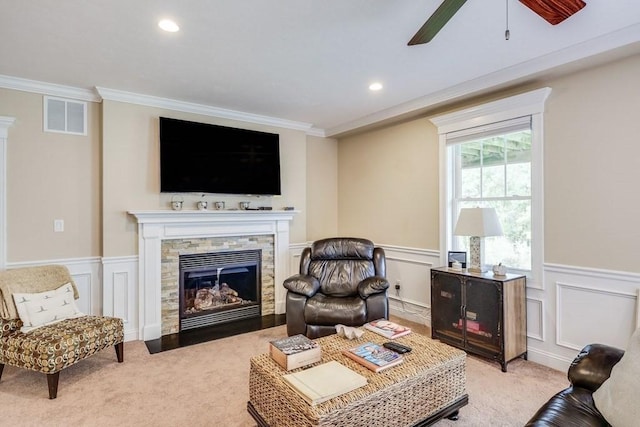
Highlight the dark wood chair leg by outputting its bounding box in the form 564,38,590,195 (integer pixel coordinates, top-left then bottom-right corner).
47,372,60,399
0,363,4,381
115,342,124,363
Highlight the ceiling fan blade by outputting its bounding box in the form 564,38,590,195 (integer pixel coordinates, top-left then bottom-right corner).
519,0,586,25
408,0,467,46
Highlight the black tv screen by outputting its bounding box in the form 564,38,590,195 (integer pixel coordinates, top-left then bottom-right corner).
159,117,281,195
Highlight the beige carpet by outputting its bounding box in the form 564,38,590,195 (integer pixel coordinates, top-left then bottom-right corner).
0,322,567,426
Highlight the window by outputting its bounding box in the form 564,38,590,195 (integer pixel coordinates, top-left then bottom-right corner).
451,125,532,270
431,88,551,287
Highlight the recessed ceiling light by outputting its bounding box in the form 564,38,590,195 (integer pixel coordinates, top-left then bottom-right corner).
158,19,180,32
369,82,383,91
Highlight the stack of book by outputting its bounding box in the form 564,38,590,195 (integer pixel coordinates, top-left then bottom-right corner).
282,361,367,405
342,342,404,373
364,319,412,339
269,334,322,371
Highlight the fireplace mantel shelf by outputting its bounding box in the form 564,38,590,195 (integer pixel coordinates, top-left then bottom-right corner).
129,208,298,341
129,209,299,224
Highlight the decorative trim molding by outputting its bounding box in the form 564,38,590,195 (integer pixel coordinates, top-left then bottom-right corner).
379,244,440,259
325,23,640,136
433,88,548,291
526,297,544,341
129,209,297,340
0,116,15,270
526,347,575,373
545,262,640,283
102,256,138,342
430,87,552,134
5,257,102,316
6,256,102,268
0,74,100,102
556,280,637,351
95,87,315,133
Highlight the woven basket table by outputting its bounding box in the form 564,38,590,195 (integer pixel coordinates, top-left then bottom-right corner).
248,330,468,427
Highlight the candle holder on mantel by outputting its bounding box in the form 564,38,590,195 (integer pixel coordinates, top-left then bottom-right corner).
170,195,184,211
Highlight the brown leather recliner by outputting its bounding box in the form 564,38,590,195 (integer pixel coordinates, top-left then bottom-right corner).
283,237,390,339
525,343,624,426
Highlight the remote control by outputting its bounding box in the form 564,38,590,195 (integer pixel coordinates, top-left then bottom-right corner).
383,342,412,354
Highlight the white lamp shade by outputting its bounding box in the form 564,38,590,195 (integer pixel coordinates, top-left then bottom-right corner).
454,207,503,237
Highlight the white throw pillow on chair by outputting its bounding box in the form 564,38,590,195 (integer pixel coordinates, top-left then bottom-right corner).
12,282,84,333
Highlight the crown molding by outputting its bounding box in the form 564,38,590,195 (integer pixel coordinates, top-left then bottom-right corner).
325,23,640,137
0,74,100,102
0,75,328,135
306,127,327,137
0,116,16,138
429,87,551,134
95,87,316,133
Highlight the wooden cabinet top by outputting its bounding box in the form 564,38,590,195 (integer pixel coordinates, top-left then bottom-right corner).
432,266,525,282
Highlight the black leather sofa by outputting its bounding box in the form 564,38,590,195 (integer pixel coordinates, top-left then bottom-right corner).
283,237,389,339
525,343,624,426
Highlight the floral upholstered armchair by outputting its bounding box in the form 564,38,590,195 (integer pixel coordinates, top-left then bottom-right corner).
0,265,124,398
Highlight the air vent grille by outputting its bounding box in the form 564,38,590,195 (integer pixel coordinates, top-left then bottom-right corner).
44,96,87,135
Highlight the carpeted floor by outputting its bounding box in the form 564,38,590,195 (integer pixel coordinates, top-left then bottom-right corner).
0,320,568,426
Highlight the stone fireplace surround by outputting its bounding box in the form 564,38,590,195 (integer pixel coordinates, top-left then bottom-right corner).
129,210,297,341
162,236,273,335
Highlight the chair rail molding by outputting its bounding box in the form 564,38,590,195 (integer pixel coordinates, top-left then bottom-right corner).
0,116,16,270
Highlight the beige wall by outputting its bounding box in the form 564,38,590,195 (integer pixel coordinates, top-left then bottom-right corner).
336,53,640,273
0,89,101,262
337,117,439,248
306,135,338,240
3,53,639,274
543,54,640,271
101,100,312,257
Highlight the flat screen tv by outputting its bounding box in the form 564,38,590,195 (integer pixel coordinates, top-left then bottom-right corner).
159,117,281,195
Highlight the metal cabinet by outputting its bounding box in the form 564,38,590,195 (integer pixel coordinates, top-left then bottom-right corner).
430,267,527,372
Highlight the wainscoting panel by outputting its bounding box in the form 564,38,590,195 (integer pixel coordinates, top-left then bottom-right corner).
102,256,138,342
7,257,102,316
288,243,308,276
526,297,544,342
524,263,640,372
381,244,440,326
556,281,636,351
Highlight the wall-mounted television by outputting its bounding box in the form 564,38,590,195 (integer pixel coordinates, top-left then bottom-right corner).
159,117,281,195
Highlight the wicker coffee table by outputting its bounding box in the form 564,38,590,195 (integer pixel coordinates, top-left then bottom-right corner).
248,330,468,427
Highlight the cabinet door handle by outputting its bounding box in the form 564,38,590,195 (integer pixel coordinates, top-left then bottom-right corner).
460,305,465,318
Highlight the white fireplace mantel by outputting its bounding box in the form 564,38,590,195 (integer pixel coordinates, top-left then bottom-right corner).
129,209,298,341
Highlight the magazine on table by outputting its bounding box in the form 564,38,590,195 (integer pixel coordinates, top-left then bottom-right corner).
364,319,412,339
342,341,404,373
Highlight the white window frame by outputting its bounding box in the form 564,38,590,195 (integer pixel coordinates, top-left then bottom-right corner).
430,87,551,290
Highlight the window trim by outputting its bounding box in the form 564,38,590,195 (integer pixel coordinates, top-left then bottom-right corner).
430,87,551,290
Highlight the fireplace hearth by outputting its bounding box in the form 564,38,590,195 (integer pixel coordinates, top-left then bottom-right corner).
179,250,261,331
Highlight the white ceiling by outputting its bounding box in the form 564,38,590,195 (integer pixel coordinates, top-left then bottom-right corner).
1,1,639,136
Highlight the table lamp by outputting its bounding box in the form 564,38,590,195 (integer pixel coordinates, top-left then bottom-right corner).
453,207,503,273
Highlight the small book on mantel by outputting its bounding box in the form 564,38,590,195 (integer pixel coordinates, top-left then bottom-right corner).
282,361,367,405
342,341,404,373
269,334,321,371
364,319,412,339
